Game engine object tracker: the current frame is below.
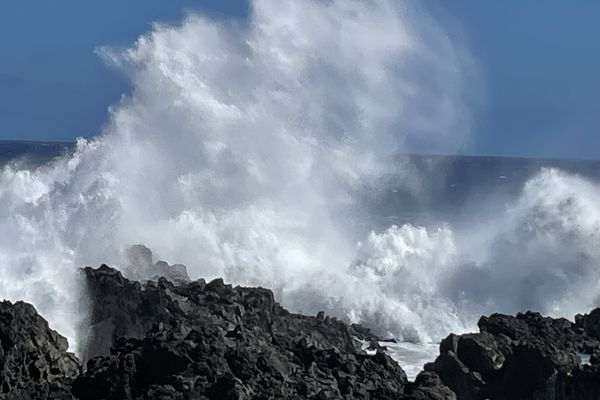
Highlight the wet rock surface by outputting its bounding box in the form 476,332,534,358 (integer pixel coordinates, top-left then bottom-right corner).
0,301,79,400
75,265,419,399
427,311,600,400
7,263,600,399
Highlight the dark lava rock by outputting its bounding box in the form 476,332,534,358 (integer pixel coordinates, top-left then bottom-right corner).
13,261,600,400
80,264,178,361
0,301,79,400
75,265,449,400
403,371,457,400
0,263,460,399
427,311,600,400
575,308,600,341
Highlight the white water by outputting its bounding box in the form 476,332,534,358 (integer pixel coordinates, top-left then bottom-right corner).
1,0,600,377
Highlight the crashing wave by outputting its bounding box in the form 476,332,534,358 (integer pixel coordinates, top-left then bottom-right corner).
1,0,598,353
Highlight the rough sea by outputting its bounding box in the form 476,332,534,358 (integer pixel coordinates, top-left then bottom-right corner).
2,0,600,380
2,140,599,378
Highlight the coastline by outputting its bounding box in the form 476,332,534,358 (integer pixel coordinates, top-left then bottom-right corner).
2,264,600,399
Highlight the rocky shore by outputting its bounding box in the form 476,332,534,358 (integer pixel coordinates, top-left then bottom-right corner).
2,263,600,399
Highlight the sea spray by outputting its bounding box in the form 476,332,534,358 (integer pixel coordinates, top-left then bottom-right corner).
6,0,599,357
0,0,474,350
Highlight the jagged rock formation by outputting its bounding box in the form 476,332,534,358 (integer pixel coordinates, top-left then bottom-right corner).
8,262,600,399
426,310,600,400
0,301,79,400
81,264,179,362
0,264,453,399
76,265,455,399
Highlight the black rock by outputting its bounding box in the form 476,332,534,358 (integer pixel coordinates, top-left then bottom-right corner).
575,308,600,341
74,265,426,400
403,371,457,400
80,264,178,361
428,311,600,400
0,301,79,400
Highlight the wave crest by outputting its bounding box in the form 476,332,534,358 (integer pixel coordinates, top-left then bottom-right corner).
5,1,598,351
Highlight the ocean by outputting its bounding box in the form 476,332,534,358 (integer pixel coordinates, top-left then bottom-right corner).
0,140,72,167
2,0,600,382
2,140,599,378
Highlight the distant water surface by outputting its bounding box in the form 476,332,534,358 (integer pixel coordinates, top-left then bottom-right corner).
0,140,72,167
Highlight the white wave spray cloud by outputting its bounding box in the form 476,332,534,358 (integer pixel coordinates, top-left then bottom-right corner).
1,0,599,354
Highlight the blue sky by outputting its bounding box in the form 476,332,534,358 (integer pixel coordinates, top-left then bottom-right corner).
0,1,598,158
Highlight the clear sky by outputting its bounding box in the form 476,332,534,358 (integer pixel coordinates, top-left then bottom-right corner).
0,1,598,159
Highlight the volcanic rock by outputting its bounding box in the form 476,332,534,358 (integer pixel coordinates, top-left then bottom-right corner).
427,311,600,400
10,261,600,400
0,301,79,400
76,265,451,399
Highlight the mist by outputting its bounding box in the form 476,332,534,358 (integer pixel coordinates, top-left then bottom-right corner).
1,0,599,355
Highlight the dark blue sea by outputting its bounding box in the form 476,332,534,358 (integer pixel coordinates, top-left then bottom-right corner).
0,140,72,167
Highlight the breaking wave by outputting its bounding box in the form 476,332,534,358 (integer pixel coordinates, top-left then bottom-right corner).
0,0,598,354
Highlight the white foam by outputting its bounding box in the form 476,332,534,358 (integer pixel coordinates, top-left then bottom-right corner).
7,0,600,358
385,341,439,380
0,0,474,352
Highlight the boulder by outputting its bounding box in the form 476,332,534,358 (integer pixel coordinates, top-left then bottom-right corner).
0,301,79,400
429,311,600,400
74,265,416,400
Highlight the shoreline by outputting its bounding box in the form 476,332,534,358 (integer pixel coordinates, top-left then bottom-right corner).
2,264,600,399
